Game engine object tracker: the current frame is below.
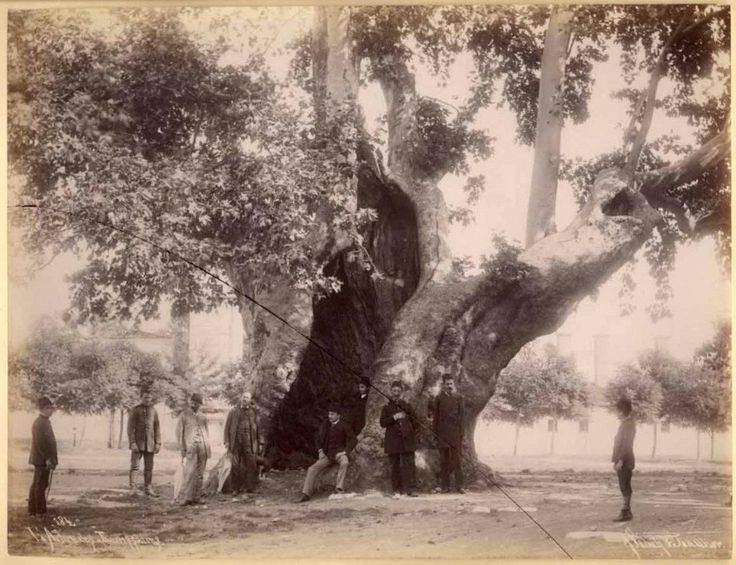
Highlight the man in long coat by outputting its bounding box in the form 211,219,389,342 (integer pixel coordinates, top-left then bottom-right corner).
380,381,418,497
348,378,370,436
612,397,637,521
428,374,465,493
28,396,58,516
224,391,262,496
176,393,211,506
127,389,161,496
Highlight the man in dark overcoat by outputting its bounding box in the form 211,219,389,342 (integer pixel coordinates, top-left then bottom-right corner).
28,396,58,516
380,380,418,497
612,397,637,521
127,389,161,496
428,374,465,493
224,391,262,496
348,378,370,436
297,405,357,502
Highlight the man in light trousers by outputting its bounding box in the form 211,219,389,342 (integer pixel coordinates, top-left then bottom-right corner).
176,393,211,506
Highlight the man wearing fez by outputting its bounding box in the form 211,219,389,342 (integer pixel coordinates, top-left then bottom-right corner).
612,397,637,522
349,377,371,435
176,393,212,506
224,391,262,496
297,404,357,502
380,381,418,498
28,396,58,516
127,388,161,497
428,374,465,494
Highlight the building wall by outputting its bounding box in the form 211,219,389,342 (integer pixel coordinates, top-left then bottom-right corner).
475,407,731,462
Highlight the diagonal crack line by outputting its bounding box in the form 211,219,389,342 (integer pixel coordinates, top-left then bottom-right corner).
13,202,574,559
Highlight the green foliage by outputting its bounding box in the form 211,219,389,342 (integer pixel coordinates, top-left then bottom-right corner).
483,343,591,426
605,359,663,423
9,317,173,414
607,342,731,435
9,8,366,325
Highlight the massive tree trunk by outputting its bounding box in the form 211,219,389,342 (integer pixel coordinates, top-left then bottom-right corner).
256,7,730,489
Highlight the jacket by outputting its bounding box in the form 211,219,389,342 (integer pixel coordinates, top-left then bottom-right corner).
176,408,211,458
348,393,369,435
224,405,260,454
380,399,417,454
612,416,636,470
127,404,161,452
429,392,464,448
316,418,357,460
29,415,58,467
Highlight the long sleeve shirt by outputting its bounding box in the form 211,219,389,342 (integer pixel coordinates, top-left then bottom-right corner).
612,415,636,470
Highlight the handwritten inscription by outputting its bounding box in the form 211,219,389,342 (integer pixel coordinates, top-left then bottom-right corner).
27,517,162,554
623,528,724,558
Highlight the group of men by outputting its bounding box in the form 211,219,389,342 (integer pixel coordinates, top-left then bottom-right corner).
125,389,261,505
27,376,637,522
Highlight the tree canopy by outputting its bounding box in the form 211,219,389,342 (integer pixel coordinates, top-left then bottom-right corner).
484,343,591,426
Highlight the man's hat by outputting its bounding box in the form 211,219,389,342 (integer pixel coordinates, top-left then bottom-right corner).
359,377,370,387
37,396,54,409
327,403,342,414
190,393,203,404
390,380,403,389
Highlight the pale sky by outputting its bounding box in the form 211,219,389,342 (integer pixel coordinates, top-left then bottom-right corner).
8,6,731,382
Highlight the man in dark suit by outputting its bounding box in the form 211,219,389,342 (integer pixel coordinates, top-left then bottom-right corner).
612,397,636,521
297,405,357,502
348,378,370,436
428,374,465,493
224,391,262,496
127,389,161,497
28,396,58,516
380,380,418,498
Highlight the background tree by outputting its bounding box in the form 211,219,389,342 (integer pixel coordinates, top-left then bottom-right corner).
483,343,591,455
9,5,730,484
10,317,173,448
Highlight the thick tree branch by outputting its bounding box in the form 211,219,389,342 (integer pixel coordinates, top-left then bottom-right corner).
637,126,730,194
624,14,689,173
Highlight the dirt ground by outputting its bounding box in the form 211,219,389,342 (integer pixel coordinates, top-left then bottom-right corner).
6,453,732,561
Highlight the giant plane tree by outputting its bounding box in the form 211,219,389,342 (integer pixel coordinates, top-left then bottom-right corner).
8,5,730,484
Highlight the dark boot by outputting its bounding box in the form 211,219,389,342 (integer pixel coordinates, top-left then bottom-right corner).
613,509,633,522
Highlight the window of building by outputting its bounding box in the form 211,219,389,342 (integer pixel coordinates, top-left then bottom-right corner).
579,418,589,433
661,421,670,433
547,419,557,432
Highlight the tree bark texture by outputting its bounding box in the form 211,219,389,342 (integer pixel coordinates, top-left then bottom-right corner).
254,7,730,488
525,9,573,248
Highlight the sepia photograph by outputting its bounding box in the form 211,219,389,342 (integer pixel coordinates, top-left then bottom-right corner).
3,2,732,561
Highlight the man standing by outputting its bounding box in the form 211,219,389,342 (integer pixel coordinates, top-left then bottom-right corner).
127,389,161,497
224,391,262,497
297,405,357,502
348,378,370,436
612,398,636,522
380,381,418,498
429,374,465,494
28,396,58,517
176,393,211,506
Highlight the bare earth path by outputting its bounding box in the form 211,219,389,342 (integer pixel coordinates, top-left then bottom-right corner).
7,462,731,560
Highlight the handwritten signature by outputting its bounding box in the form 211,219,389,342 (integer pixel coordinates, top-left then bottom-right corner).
27,516,162,553
622,528,723,558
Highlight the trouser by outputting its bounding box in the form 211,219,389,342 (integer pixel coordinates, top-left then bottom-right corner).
439,446,463,490
28,465,51,515
230,450,258,493
302,453,349,496
389,452,416,494
617,467,633,509
180,443,208,502
130,450,155,486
